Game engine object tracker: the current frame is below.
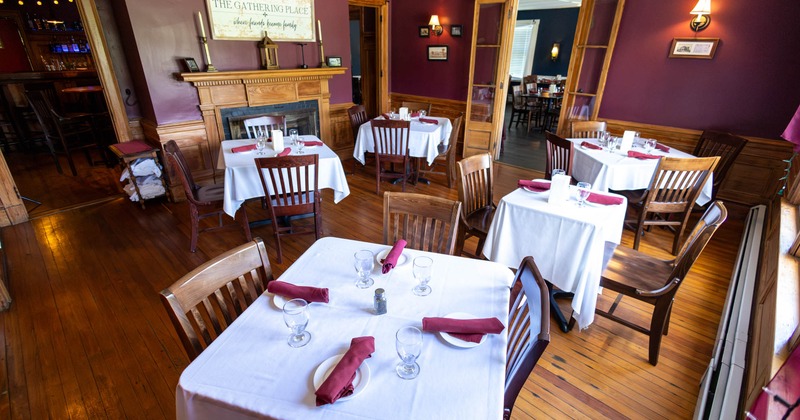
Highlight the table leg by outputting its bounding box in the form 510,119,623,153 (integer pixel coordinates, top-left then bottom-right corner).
546,280,574,333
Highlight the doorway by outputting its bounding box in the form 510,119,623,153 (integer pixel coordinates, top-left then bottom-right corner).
349,4,379,117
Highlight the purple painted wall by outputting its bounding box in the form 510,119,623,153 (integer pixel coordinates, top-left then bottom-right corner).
600,0,800,139
390,0,474,101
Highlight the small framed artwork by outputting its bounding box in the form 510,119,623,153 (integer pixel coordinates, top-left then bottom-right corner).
183,57,200,72
419,26,430,38
427,45,448,61
326,56,342,67
668,38,719,59
451,25,462,37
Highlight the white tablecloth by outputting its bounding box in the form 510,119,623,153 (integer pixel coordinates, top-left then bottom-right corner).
353,116,453,166
219,135,350,217
482,184,627,329
176,237,514,420
568,138,713,205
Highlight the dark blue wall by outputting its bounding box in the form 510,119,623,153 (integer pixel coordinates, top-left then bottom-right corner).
517,8,579,76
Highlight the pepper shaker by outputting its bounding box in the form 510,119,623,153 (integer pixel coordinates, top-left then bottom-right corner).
374,288,387,315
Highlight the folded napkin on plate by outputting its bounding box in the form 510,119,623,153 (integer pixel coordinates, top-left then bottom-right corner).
410,111,421,118
277,147,292,157
586,192,624,206
422,317,505,343
267,281,329,303
303,140,324,147
627,150,660,160
381,239,407,274
517,179,550,192
315,336,375,406
580,141,602,150
418,117,438,125
231,144,257,153
655,143,670,152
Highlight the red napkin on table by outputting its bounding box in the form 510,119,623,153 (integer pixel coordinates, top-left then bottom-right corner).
655,143,670,152
586,192,624,206
419,117,439,125
381,113,391,120
422,317,505,343
231,144,257,153
381,239,407,274
580,141,602,150
627,151,660,160
315,336,375,406
517,179,550,192
410,111,421,118
267,281,329,303
277,147,292,157
303,140,324,147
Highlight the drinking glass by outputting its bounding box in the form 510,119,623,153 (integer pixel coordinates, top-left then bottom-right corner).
419,110,426,118
354,250,375,289
643,138,657,153
576,182,592,207
283,298,311,348
412,256,433,296
296,140,305,154
551,168,566,178
600,131,611,150
256,136,267,155
288,128,299,145
395,326,422,380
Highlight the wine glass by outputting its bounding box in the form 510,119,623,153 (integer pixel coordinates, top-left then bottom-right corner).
551,168,566,178
288,128,299,145
598,131,610,149
395,326,422,380
256,136,267,155
354,250,375,289
283,298,311,348
412,256,433,296
643,138,657,153
576,182,592,207
296,140,305,154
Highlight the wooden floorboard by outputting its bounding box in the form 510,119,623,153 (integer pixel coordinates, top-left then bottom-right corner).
0,151,747,419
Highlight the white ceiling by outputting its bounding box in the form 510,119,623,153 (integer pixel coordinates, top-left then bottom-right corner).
518,0,581,11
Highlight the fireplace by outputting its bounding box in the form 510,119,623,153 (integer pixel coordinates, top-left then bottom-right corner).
221,100,320,140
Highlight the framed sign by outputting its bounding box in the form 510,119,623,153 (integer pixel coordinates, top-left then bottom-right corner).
183,57,200,72
451,25,462,37
427,45,448,61
207,0,315,41
668,38,719,59
419,26,429,38
326,56,342,67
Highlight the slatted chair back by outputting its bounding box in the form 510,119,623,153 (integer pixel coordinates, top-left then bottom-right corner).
243,115,286,139
693,130,748,200
417,113,463,188
400,101,432,115
457,153,494,220
545,131,574,179
165,140,202,203
521,75,537,93
571,120,607,138
160,238,273,360
347,105,369,142
669,200,728,283
371,118,412,194
504,256,550,419
383,192,462,256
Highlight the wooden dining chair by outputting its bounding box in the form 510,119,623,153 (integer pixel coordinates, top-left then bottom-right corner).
693,130,748,202
164,140,252,253
383,192,461,255
521,74,538,93
456,153,495,258
400,101,432,115
572,201,727,365
417,113,463,188
508,86,529,129
619,156,719,255
160,237,273,361
371,118,412,195
544,131,574,180
243,115,286,139
347,105,370,173
505,256,550,419
254,154,322,263
571,120,607,138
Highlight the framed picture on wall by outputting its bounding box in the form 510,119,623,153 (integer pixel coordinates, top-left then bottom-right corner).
668,38,719,59
427,45,448,61
419,26,430,38
326,56,342,67
183,57,200,72
451,25,462,37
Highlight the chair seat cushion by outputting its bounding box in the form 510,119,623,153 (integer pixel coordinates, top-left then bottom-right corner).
464,206,495,234
196,184,225,202
601,246,674,296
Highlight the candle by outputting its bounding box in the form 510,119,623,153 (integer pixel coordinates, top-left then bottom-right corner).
197,11,206,38
317,19,322,42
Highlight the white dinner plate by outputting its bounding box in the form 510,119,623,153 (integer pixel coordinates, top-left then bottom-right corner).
313,354,370,402
375,248,408,267
521,185,548,194
269,293,288,310
438,312,487,348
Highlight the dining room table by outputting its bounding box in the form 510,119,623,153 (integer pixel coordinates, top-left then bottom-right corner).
520,91,562,131
175,236,514,419
568,137,714,205
481,180,627,331
353,115,453,167
218,135,350,217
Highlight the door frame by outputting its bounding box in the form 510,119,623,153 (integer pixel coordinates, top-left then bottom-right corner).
348,0,389,114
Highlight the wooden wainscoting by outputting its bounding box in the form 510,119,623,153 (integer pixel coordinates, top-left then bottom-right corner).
329,102,356,152
604,119,794,207
389,93,467,152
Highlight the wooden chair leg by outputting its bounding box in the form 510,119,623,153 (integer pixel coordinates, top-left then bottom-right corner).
273,225,284,264
189,207,200,253
237,207,252,242
647,300,673,366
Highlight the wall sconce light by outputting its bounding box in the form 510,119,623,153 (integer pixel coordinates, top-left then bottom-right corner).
689,0,711,32
428,15,443,36
551,42,560,61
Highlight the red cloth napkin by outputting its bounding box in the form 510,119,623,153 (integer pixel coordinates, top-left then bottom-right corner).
267,281,329,303
112,140,153,155
303,140,324,147
410,111,421,118
315,336,375,406
517,179,550,192
586,192,624,206
422,317,505,343
381,239,407,274
580,141,602,150
655,143,670,152
381,113,391,120
627,150,660,160
419,117,438,125
231,144,257,153
277,147,291,157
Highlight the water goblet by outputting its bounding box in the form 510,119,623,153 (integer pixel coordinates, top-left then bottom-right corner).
551,168,566,178
395,326,422,380
643,138,657,154
288,128,299,145
256,136,267,155
412,256,433,296
576,182,592,207
419,110,426,118
296,140,305,155
283,298,311,348
354,250,375,289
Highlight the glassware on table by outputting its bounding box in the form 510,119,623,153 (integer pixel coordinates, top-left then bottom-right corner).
551,168,566,178
419,110,426,118
576,182,592,207
395,326,422,380
643,138,657,153
354,250,375,289
256,136,267,155
412,256,433,296
606,136,620,152
283,298,311,348
296,140,305,154
288,128,299,145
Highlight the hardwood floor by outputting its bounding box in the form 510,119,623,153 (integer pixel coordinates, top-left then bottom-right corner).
0,156,746,419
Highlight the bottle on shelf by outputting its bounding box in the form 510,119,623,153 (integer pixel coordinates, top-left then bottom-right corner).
70,36,80,53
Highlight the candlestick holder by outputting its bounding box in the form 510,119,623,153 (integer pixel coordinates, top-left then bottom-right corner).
297,43,308,69
318,41,328,68
200,36,218,72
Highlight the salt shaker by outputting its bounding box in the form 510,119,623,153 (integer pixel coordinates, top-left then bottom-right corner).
374,288,387,315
